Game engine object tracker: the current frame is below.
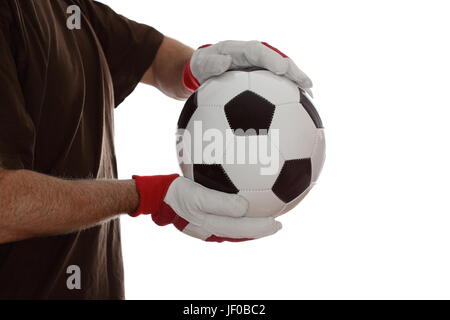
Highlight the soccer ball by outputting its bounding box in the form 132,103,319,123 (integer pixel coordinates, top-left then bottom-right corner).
176,69,325,217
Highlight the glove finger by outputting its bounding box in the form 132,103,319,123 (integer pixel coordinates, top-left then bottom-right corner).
202,215,282,239
285,58,313,89
214,40,256,68
165,177,248,221
305,88,314,98
250,42,312,88
243,42,313,89
179,223,254,243
217,40,287,73
193,182,248,218
242,41,291,75
191,52,232,83
179,222,212,240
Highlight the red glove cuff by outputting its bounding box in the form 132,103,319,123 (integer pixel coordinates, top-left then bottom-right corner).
182,60,200,92
130,174,179,217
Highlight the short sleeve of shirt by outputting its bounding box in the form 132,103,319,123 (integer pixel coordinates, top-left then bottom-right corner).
0,5,35,170
79,0,164,106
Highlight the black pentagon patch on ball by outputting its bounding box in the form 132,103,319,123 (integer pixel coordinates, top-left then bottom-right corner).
193,164,239,194
178,92,198,129
272,159,312,203
225,90,275,136
299,89,323,129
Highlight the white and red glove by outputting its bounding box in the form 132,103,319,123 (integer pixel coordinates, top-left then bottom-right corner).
183,40,312,93
130,174,282,242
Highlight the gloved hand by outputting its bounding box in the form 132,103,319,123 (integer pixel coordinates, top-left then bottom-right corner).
131,174,282,242
183,40,312,92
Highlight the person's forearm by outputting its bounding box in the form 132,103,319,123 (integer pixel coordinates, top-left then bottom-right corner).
141,36,194,100
0,169,139,244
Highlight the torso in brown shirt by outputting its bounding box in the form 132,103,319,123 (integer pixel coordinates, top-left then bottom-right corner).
0,0,163,299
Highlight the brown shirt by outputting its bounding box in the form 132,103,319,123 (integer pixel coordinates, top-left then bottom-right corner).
0,0,163,299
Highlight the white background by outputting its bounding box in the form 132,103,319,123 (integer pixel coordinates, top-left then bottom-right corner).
98,0,450,299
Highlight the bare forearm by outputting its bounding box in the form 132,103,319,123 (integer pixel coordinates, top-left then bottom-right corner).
141,36,194,100
0,169,138,244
